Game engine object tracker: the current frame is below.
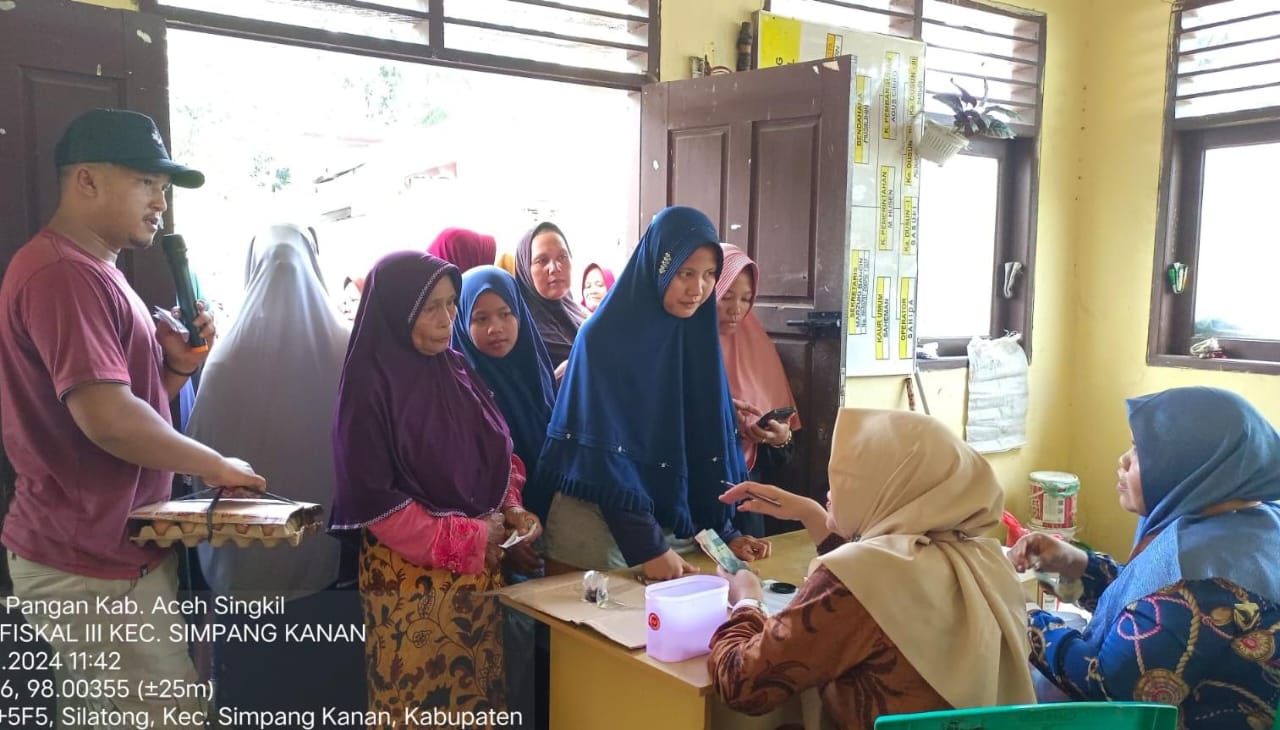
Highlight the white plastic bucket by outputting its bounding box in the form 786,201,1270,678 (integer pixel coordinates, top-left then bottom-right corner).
1029,471,1080,530
644,575,729,663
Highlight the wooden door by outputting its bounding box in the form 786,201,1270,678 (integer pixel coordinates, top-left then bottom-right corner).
640,58,851,509
0,0,172,304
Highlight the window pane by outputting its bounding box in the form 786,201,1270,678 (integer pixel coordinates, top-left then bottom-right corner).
1193,141,1280,340
916,154,999,339
168,29,639,328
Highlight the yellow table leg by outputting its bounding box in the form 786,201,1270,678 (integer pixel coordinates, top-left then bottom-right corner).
549,630,708,730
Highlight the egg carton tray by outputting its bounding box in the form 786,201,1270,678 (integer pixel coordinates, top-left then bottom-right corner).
129,497,323,548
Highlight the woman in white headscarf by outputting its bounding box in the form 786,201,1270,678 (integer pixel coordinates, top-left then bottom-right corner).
186,223,361,713
710,409,1035,729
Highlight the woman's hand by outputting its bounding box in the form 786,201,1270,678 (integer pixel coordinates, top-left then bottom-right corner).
758,419,792,448
503,506,541,543
483,512,508,572
718,566,764,605
728,535,771,561
732,399,771,443
642,548,697,581
721,481,831,546
1008,532,1089,579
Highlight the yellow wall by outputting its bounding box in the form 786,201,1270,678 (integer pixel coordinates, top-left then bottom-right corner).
660,0,1088,546
1069,0,1280,555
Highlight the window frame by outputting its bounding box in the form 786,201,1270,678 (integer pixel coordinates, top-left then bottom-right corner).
141,0,660,91
1147,1,1280,373
916,132,1039,365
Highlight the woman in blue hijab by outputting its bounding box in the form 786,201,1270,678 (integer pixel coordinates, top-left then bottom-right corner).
1009,387,1280,729
537,206,771,581
454,266,557,523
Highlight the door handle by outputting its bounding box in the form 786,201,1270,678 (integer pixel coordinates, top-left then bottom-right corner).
785,311,842,340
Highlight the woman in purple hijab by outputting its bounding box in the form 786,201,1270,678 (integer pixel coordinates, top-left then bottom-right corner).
329,251,541,724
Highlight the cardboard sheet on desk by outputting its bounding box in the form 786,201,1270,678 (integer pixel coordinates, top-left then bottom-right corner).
499,572,649,650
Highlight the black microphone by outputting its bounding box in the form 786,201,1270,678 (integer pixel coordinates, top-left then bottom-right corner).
160,234,207,352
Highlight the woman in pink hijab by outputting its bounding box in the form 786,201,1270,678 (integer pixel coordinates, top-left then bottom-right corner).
427,227,497,274
717,244,801,537
579,262,615,313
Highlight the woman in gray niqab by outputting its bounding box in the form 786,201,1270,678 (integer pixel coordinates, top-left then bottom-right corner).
188,223,350,597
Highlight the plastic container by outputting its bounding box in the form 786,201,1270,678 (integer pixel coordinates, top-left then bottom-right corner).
644,575,729,663
1029,471,1080,530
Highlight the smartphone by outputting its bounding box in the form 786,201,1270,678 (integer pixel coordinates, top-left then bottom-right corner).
755,406,796,429
694,529,751,574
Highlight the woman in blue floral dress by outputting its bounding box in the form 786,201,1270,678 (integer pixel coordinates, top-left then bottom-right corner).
1010,386,1280,729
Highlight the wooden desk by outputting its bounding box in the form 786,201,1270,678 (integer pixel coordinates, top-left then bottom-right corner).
500,530,817,730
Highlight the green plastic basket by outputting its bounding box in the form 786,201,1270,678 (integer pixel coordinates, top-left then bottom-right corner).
874,702,1178,730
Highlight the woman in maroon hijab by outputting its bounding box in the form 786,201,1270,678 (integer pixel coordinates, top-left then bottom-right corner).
329,251,541,726
427,227,498,274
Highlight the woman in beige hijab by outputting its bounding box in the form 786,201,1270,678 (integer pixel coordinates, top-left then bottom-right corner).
709,409,1035,729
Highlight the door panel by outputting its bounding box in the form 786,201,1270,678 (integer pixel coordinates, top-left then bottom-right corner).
641,58,852,509
751,118,818,301
670,128,729,230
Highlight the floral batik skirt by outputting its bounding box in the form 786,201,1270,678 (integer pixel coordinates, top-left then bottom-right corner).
359,531,506,729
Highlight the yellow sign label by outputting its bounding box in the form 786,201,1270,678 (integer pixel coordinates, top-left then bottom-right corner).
899,277,916,359
882,51,901,140
902,197,918,256
849,250,870,335
904,135,917,187
825,33,843,58
878,166,896,252
875,277,891,360
757,14,803,68
907,56,922,120
854,75,871,165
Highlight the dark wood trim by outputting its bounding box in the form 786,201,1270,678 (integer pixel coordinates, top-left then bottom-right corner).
927,67,1038,88
161,6,647,90
428,0,444,49
1178,8,1280,34
922,42,1040,70
919,18,1039,45
1178,32,1280,58
505,0,650,24
1148,354,1280,375
1150,5,1280,368
646,0,659,81
943,0,1046,25
1147,10,1183,364
1180,57,1280,80
322,0,431,22
1171,105,1280,130
788,0,916,22
1176,79,1280,103
156,1,652,90
441,15,650,54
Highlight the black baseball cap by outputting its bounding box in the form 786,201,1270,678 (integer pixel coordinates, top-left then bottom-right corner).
54,108,205,188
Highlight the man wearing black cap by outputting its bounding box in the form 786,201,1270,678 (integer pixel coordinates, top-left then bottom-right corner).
0,109,264,728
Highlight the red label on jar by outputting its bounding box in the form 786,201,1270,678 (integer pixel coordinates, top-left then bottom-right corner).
648,612,660,631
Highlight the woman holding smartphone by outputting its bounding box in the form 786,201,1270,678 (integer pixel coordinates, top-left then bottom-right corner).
716,244,801,537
